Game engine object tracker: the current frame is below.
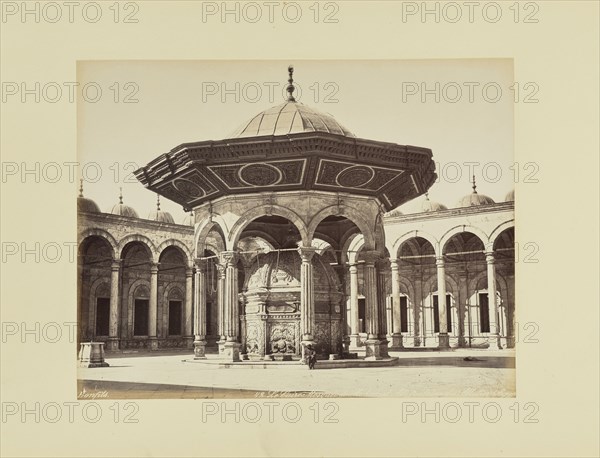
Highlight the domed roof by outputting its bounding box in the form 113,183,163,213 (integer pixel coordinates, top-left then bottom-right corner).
229,66,354,139
230,101,355,139
422,193,448,212
456,177,495,208
182,211,195,226
504,189,515,202
77,181,100,213
77,179,100,213
147,195,174,223
111,188,139,218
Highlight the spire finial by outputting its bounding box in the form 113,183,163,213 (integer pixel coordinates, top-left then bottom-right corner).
425,191,430,200
472,175,478,194
79,178,84,197
119,187,123,204
286,65,296,102
156,193,161,211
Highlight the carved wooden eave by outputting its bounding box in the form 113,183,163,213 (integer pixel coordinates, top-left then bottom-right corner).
134,132,437,212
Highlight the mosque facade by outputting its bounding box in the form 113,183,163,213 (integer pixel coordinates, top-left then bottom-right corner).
77,69,515,361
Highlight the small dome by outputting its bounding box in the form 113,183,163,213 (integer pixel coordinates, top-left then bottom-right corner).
148,210,174,223
77,180,100,213
230,101,355,139
111,188,139,218
78,197,100,213
182,211,195,226
229,67,354,139
422,194,448,212
505,189,515,202
456,177,495,208
147,195,174,223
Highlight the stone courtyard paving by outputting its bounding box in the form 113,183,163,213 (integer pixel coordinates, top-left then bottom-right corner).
78,349,515,399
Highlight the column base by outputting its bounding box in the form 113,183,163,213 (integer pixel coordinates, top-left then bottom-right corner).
148,337,159,351
184,336,194,350
217,339,227,355
438,333,451,350
106,337,120,352
364,339,384,360
487,336,501,350
193,339,207,359
221,341,241,362
348,334,361,350
388,333,404,350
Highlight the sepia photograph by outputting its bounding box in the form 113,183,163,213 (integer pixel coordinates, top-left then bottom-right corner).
76,60,516,399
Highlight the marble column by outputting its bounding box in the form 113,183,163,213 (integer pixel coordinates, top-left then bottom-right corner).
363,251,386,360
376,259,389,357
148,262,159,350
436,256,450,349
298,246,317,359
348,263,360,350
389,258,404,349
184,267,194,349
193,259,207,359
486,252,501,350
220,251,240,361
107,259,121,351
216,261,226,354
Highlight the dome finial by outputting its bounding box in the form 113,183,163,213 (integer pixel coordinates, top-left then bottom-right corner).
156,193,161,211
286,65,296,102
79,178,84,197
119,187,123,204
472,175,478,194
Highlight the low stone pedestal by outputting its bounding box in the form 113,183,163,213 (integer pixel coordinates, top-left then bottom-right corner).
221,341,241,362
348,334,361,350
365,339,384,360
388,333,404,349
328,354,340,360
438,333,451,350
79,342,109,368
193,340,207,359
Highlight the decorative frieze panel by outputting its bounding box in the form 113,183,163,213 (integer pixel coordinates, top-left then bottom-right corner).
208,159,306,190
315,159,402,192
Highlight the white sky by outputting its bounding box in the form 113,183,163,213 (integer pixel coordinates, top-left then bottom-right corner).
78,59,514,222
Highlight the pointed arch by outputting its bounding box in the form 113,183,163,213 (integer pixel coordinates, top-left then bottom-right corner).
440,225,488,254
228,205,309,249
307,205,376,250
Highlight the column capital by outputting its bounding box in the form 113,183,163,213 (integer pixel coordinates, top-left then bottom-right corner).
215,262,226,278
111,259,122,271
389,258,399,269
348,263,358,274
194,258,207,272
297,246,318,262
436,255,445,267
485,251,496,264
150,262,159,274
362,250,382,265
185,267,194,277
219,250,239,267
376,258,390,271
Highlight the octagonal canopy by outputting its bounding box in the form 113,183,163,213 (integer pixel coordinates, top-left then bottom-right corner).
230,101,356,138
